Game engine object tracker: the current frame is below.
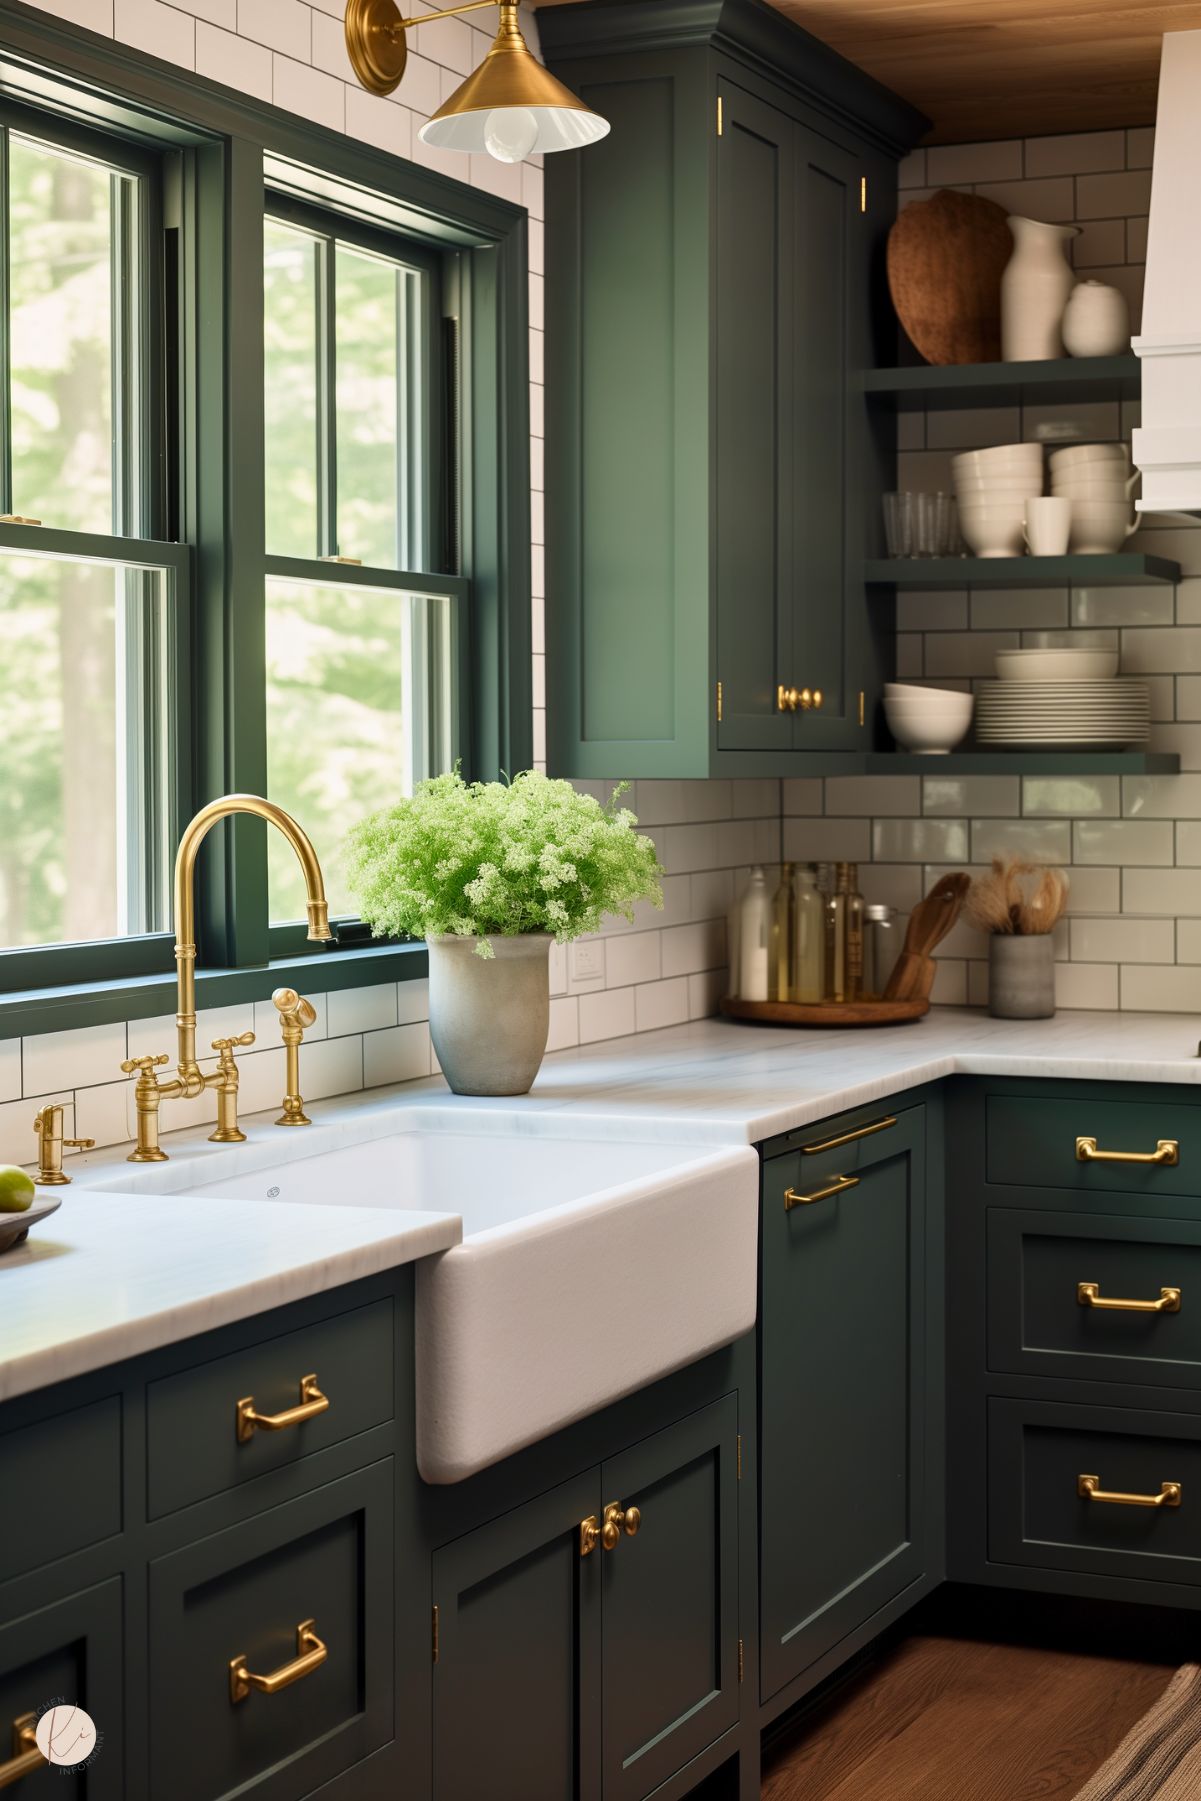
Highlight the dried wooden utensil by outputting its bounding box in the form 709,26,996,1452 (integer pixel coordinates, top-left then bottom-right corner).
882,872,972,1002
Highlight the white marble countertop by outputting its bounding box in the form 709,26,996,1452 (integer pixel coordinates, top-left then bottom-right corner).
3,1004,1198,1404
0,1188,460,1404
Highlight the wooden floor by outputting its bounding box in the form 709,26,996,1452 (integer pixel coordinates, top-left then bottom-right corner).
761,1633,1175,1801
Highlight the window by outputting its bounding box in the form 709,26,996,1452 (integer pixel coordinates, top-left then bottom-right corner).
0,104,183,964
0,25,530,1022
262,202,462,930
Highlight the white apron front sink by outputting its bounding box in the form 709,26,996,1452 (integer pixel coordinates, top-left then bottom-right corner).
149,1112,758,1482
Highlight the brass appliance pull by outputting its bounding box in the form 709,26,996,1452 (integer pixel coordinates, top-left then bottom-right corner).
236,1373,329,1443
601,1500,641,1550
784,1173,859,1211
1078,1282,1181,1314
0,1715,44,1790
1078,1473,1181,1509
229,1619,327,1703
1076,1136,1179,1167
803,1116,897,1155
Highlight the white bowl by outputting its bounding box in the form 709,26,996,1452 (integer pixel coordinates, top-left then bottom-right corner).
994,648,1120,681
884,694,973,754
885,682,969,700
957,491,1040,510
960,512,1026,557
1069,498,1138,554
1052,477,1136,500
956,475,1044,496
953,442,1042,465
1049,442,1131,472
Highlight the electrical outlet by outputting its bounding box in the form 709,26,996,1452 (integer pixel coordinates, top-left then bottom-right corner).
571,941,604,982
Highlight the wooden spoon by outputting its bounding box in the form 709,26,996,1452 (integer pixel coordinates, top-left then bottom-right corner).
882,873,971,1001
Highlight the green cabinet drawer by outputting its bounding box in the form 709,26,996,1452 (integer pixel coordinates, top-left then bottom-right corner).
0,1580,123,1798
148,1459,393,1801
0,1398,121,1584
146,1299,393,1518
988,1398,1201,1588
986,1094,1201,1199
988,1208,1201,1390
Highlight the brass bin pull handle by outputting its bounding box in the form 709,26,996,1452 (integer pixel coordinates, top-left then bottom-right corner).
785,1173,859,1211
1078,1474,1182,1509
1076,1136,1179,1167
802,1116,896,1156
0,1715,44,1790
229,1619,327,1704
236,1373,329,1444
1078,1281,1181,1314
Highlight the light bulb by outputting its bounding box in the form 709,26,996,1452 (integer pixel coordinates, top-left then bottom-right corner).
483,107,539,164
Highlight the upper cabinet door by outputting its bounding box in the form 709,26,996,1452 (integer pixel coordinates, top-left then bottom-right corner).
432,1472,602,1801
787,123,884,750
759,1109,929,1700
599,1394,740,1801
715,84,795,755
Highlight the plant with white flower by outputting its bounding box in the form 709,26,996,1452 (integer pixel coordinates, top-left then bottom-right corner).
345,769,663,956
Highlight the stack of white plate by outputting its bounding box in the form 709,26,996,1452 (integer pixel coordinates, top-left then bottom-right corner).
976,676,1149,748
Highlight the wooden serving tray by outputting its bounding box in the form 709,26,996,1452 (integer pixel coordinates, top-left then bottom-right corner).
719,996,929,1028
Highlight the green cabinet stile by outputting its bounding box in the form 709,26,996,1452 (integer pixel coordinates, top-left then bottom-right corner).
541,0,922,778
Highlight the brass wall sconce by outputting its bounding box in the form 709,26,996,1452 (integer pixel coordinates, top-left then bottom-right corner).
345,0,609,162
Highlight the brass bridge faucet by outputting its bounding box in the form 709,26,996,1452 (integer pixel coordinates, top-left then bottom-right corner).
121,796,331,1162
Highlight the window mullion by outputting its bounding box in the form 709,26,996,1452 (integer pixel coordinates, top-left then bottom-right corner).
317,233,337,557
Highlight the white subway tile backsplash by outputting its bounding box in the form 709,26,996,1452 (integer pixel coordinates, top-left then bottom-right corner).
116,0,195,62
634,977,690,1034
1056,962,1120,1010
196,20,272,96
896,590,968,633
1026,129,1125,176
1071,915,1175,964
325,984,398,1037
0,1041,18,1104
362,1024,429,1088
24,1024,127,1098
785,818,872,863
1126,127,1155,168
546,996,580,1052
872,819,969,864
974,176,1075,221
660,920,725,979
824,775,920,817
1076,168,1153,218
604,931,661,989
1123,868,1201,916
1120,964,1201,1013
273,54,344,131
924,775,1020,817
972,818,1072,863
969,588,1069,632
926,139,1022,184
1024,776,1119,818
1073,585,1173,628
578,986,636,1046
1074,819,1175,865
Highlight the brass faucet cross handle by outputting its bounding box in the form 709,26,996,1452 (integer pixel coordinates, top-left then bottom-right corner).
32,1104,95,1185
272,988,318,1127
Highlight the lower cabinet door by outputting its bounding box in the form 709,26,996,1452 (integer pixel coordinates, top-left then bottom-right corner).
147,1460,393,1801
599,1395,740,1801
0,1580,123,1799
760,1108,928,1700
432,1471,601,1801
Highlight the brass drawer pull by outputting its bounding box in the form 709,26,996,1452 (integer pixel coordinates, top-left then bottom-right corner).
803,1116,896,1155
0,1715,44,1790
229,1618,327,1703
1076,1136,1179,1167
236,1372,329,1444
785,1173,859,1211
1078,1281,1181,1314
601,1500,641,1550
1078,1473,1182,1509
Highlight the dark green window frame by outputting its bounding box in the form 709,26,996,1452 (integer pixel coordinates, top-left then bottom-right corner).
0,0,532,1040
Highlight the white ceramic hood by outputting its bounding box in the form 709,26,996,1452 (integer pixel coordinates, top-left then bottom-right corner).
1133,30,1201,515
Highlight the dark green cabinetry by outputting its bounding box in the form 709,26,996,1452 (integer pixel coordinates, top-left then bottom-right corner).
758,1106,938,1704
541,0,922,777
431,1395,741,1801
0,1582,124,1799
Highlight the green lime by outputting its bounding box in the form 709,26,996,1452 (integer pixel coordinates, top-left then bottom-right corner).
0,1165,36,1212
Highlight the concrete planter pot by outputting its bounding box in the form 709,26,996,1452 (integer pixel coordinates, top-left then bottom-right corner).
427,933,552,1096
988,932,1056,1020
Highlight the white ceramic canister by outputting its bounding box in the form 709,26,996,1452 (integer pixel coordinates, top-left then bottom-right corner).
738,865,771,1002
1061,279,1131,358
1001,216,1081,362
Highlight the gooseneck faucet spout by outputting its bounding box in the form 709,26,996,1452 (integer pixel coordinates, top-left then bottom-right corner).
174,795,332,1086
121,795,331,1161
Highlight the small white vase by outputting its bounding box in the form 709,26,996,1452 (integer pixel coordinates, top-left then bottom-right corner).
427,933,551,1096
1001,216,1081,362
1061,279,1131,358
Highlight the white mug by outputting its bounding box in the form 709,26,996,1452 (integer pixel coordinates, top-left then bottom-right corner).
1023,496,1072,557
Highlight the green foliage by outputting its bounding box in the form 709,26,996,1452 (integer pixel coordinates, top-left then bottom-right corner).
345,770,663,954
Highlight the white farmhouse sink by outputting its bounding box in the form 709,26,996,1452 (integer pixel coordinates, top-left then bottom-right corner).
134,1113,759,1482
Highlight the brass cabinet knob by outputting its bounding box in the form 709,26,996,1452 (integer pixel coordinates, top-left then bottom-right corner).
777,685,823,713
601,1500,641,1549
579,1515,601,1557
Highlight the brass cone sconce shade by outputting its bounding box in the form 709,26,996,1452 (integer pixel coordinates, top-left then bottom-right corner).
345,0,609,162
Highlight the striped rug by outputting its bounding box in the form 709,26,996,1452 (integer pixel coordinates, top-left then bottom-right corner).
1073,1665,1201,1801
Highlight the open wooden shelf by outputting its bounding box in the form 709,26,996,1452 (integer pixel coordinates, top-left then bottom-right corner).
861,354,1141,407
866,751,1180,776
866,554,1180,588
